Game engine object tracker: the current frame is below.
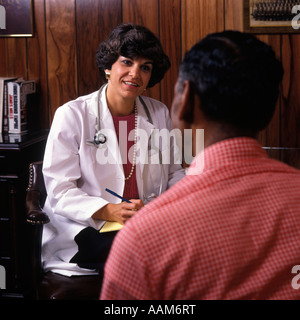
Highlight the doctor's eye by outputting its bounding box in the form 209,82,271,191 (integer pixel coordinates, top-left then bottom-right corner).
141,64,153,72
121,59,133,66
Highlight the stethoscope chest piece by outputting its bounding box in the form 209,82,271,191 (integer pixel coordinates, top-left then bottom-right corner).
94,131,107,145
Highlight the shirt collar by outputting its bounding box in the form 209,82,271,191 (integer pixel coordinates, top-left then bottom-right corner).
187,137,267,175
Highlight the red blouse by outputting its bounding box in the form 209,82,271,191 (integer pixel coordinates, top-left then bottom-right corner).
112,113,139,200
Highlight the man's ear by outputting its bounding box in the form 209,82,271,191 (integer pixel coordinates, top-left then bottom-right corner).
178,80,194,124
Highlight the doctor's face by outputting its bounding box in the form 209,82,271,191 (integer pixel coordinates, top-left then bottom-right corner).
106,56,153,100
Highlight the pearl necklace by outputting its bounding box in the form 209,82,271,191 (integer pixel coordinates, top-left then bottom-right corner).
125,103,137,181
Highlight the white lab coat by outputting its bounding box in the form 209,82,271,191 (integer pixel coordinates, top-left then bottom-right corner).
42,85,185,276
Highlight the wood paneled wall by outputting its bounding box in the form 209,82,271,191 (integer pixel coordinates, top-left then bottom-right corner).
0,0,299,167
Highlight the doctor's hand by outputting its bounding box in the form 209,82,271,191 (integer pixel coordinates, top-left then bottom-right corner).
93,199,144,225
119,199,144,223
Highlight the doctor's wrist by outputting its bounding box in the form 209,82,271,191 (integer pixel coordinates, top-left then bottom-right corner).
92,203,122,224
92,203,110,221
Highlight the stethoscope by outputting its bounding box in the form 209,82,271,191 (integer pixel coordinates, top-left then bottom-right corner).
86,88,108,146
87,85,155,146
86,85,164,203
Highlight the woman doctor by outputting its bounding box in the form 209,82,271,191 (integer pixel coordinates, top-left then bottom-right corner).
42,23,185,278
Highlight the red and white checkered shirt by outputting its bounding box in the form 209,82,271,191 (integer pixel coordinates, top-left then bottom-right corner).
100,137,300,300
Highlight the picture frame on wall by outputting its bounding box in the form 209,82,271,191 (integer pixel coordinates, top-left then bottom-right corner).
243,0,300,33
0,0,34,37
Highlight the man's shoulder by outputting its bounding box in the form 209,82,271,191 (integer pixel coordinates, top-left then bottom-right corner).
128,175,192,229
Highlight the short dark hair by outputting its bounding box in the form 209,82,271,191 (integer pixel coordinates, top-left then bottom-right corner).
179,30,283,132
96,23,170,88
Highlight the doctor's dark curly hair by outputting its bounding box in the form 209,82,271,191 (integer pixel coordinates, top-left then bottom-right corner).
96,23,170,88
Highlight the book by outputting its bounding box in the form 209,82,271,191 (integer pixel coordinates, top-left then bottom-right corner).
0,77,18,134
8,133,26,143
8,79,36,134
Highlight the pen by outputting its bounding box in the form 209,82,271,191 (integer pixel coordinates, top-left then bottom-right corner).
105,188,132,203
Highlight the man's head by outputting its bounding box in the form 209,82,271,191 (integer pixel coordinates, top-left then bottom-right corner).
172,31,283,144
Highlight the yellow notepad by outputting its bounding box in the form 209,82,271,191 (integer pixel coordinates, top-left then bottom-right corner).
99,221,123,233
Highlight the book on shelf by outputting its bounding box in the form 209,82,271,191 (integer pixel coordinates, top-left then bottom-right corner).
8,133,26,143
0,77,18,134
7,78,37,134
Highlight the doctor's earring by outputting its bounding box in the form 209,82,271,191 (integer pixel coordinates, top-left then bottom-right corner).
105,71,111,80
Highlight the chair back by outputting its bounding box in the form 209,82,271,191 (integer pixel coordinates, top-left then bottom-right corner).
25,161,49,298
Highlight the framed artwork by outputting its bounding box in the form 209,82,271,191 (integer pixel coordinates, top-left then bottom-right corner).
244,0,300,34
0,0,34,37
